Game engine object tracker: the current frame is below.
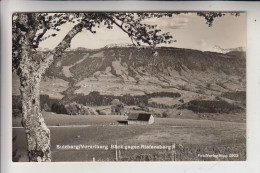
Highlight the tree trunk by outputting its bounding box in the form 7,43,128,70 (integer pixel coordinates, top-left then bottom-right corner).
16,19,87,162
20,71,51,162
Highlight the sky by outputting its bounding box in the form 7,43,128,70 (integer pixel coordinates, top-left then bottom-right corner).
39,12,246,52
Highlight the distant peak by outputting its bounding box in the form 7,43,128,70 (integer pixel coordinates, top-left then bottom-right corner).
36,47,50,52
104,43,134,48
66,47,90,51
212,45,246,54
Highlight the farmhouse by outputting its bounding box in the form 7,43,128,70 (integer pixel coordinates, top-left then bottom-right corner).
127,113,154,125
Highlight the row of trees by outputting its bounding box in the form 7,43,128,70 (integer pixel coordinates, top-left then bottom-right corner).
72,91,181,107
13,91,181,117
180,100,244,113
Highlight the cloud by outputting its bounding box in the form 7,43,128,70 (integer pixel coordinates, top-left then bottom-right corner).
143,15,190,30
196,39,208,47
70,25,131,49
165,17,189,29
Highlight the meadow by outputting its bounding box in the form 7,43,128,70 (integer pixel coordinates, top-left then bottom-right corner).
12,111,246,162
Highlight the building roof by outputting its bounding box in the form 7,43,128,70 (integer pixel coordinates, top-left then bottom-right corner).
127,113,152,121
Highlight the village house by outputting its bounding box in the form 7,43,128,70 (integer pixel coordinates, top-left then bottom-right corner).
127,113,154,125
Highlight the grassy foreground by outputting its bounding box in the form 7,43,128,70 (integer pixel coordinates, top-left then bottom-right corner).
13,112,246,162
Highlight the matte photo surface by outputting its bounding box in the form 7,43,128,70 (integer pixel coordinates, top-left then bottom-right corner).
12,12,246,162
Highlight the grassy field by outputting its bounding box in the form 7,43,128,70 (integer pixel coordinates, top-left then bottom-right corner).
13,112,246,162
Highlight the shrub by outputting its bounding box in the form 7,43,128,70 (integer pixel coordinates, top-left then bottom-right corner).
111,99,124,115
51,103,68,114
65,104,79,115
42,103,51,112
150,112,162,118
162,111,170,118
96,109,107,115
51,102,99,115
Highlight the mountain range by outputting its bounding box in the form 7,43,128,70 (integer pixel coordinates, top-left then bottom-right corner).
212,45,246,54
13,46,246,109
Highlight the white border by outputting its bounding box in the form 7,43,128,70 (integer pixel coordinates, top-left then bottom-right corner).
1,1,260,173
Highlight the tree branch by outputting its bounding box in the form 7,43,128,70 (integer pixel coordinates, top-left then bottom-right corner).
37,20,87,74
106,15,132,37
52,20,87,56
105,15,140,46
33,15,49,49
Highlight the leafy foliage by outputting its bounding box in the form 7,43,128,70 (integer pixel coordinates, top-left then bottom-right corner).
12,12,177,73
181,100,244,114
197,12,240,27
12,12,237,73
111,99,125,115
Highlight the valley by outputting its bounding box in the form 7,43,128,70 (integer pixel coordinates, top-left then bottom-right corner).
13,46,246,108
12,45,246,162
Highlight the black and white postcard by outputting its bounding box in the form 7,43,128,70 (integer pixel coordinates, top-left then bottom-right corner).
1,1,260,173
12,11,247,162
